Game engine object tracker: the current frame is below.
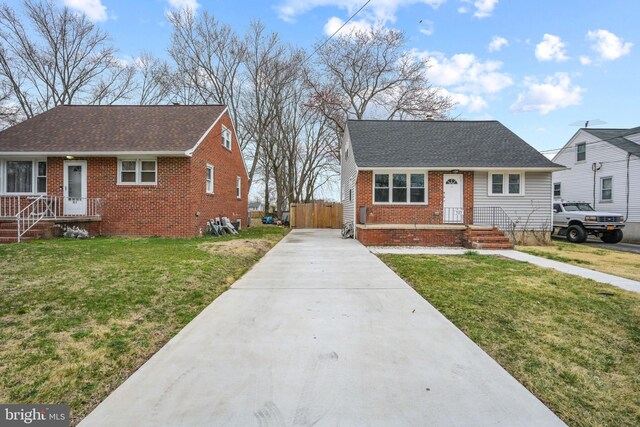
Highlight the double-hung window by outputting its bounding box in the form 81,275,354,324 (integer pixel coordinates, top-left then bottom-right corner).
206,164,214,194
1,159,47,194
489,172,524,196
222,126,232,150
576,143,586,162
118,159,157,185
374,172,427,203
600,177,612,202
236,176,242,199
553,182,561,198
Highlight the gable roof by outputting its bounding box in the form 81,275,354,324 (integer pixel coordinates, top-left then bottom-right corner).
583,127,640,157
0,104,228,155
346,120,562,169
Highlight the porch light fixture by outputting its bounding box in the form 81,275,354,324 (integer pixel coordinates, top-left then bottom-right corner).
65,155,75,160
451,169,459,174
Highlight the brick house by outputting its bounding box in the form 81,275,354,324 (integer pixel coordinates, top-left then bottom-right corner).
0,105,248,242
341,120,564,248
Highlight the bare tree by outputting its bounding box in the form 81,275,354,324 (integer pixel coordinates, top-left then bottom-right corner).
306,24,454,139
167,8,245,132
0,0,135,119
134,52,172,105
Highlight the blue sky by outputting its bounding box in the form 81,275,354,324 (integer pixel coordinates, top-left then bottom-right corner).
20,0,640,153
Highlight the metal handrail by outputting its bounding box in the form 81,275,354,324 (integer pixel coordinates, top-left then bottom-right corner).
0,195,22,218
14,195,47,243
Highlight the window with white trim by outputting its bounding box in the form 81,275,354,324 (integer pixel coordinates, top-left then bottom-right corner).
206,164,214,194
576,142,586,162
553,182,561,198
236,176,241,199
600,176,612,201
222,126,232,150
118,159,157,185
488,172,524,196
374,172,427,203
1,159,47,194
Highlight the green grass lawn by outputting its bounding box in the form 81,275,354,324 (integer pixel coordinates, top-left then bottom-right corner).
0,226,287,425
380,253,640,427
519,240,640,282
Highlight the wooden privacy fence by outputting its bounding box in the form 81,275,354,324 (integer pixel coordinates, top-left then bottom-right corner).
290,202,343,229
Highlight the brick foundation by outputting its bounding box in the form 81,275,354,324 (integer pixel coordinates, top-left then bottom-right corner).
356,227,465,246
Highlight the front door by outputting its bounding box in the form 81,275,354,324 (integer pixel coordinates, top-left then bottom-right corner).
443,174,464,223
64,160,87,215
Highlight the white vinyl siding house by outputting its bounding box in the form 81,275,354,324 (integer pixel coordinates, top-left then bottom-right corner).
475,171,552,230
341,127,358,225
552,127,640,241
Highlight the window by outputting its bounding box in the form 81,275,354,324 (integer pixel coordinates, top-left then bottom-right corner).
118,159,157,185
553,182,561,198
1,160,47,194
489,172,524,195
491,173,503,194
553,203,562,213
576,142,586,162
600,177,612,201
37,161,47,193
236,176,241,199
374,172,427,203
222,126,232,150
206,165,214,194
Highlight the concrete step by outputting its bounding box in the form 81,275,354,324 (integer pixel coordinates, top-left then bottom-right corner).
468,235,512,243
471,242,513,249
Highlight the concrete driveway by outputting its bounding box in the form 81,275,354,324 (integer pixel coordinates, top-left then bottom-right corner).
80,229,564,427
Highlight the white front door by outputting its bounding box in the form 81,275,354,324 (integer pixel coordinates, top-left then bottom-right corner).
64,160,87,215
443,174,464,223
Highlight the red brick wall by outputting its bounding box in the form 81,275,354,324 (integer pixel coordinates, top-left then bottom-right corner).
47,156,193,237
356,170,474,224
357,227,464,246
189,112,248,235
44,113,249,238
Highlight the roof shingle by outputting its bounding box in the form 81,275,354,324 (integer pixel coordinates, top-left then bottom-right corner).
346,120,562,169
0,104,227,153
583,127,640,157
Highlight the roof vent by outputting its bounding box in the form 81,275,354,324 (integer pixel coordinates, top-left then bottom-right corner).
172,102,180,106
426,113,435,121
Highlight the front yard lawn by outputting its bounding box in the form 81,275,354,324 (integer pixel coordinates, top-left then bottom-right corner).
380,253,640,427
0,226,287,425
519,240,640,282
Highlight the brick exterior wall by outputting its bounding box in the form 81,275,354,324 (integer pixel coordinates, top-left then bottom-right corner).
354,170,474,246
356,227,464,246
356,170,474,224
45,112,248,238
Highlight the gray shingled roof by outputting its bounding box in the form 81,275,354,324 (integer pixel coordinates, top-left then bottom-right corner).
346,120,562,169
0,104,227,153
584,127,640,156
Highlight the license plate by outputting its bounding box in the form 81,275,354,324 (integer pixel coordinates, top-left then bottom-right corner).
607,225,615,230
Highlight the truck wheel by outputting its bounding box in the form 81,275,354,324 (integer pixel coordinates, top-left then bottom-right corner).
600,229,623,244
566,225,587,243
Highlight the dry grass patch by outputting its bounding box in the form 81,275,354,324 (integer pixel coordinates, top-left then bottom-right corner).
0,226,288,425
519,240,640,281
380,253,640,427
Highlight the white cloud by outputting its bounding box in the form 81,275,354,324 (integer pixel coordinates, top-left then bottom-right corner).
276,0,446,23
323,17,373,36
167,0,200,10
511,72,584,114
473,0,498,18
423,51,513,94
579,55,592,65
418,20,434,36
587,29,632,61
442,89,488,112
535,34,568,62
488,36,508,52
63,0,107,22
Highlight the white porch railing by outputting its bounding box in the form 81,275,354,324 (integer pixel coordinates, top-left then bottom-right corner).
1,195,102,242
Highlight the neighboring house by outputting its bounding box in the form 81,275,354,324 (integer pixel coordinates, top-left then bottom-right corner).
0,105,248,242
552,126,640,241
341,120,564,247
248,201,264,212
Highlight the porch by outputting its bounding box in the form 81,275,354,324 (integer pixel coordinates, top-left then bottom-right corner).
355,206,515,249
0,195,102,243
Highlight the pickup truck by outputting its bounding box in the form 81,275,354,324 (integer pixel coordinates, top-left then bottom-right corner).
553,202,625,244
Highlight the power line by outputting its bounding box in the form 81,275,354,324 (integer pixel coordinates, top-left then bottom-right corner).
539,130,640,154
303,0,373,64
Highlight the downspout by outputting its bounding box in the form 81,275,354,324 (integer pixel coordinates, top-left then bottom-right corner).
591,162,602,207
626,153,631,220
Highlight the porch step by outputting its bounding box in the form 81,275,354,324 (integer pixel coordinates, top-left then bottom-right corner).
0,220,54,243
463,227,513,250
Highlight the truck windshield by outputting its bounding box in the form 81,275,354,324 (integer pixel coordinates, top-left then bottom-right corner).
562,203,595,211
